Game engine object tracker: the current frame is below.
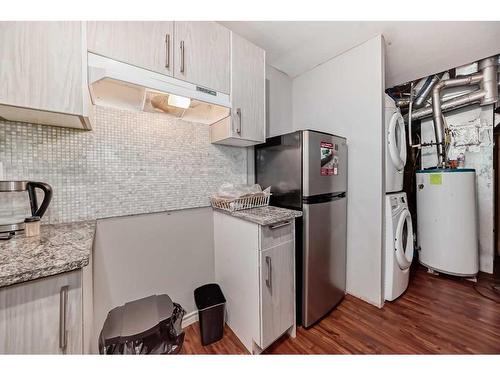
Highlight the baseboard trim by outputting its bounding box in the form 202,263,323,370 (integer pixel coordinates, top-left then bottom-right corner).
182,310,199,328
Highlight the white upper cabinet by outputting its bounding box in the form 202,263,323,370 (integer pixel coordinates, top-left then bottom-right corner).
0,22,93,129
0,21,263,139
87,21,230,93
210,32,266,146
174,22,231,94
266,66,293,138
87,21,174,76
231,32,266,142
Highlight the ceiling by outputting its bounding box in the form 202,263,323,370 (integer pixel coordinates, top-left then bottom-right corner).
220,21,500,87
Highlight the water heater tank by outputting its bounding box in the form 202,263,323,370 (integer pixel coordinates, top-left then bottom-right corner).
416,169,478,276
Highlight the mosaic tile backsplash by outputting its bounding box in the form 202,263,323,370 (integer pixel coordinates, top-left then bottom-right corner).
0,106,247,224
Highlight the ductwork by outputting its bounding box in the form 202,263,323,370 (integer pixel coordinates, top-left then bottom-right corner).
414,74,442,108
409,89,483,120
437,90,488,114
431,73,484,167
479,57,499,105
404,56,499,168
394,74,441,108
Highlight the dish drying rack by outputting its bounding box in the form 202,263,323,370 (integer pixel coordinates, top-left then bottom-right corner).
210,192,271,212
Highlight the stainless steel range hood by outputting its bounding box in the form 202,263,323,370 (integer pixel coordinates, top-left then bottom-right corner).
87,53,231,125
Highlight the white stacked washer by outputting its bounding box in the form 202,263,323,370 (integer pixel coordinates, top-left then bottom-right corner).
384,94,413,301
385,94,407,193
385,192,414,301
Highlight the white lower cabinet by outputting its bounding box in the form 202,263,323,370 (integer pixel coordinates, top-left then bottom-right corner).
213,211,295,353
259,242,295,349
0,270,83,354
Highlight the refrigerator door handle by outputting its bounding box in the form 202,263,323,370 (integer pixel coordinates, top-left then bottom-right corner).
302,192,346,204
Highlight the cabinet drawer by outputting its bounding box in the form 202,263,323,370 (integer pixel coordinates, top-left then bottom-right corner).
260,220,294,251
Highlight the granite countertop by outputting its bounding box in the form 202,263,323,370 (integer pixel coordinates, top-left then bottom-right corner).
0,221,96,288
216,206,302,226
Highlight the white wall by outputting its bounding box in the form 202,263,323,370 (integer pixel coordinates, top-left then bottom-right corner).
92,207,214,352
293,35,385,307
266,65,293,137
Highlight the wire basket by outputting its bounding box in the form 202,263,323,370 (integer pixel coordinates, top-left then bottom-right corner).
210,192,271,212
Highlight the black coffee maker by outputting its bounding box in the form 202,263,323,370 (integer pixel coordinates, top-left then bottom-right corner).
0,181,53,239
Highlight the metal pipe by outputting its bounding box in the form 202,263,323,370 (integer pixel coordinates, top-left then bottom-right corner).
431,73,483,167
394,74,440,108
479,57,499,105
408,81,415,147
395,97,411,107
439,90,486,112
408,87,485,121
414,74,442,108
408,103,434,120
408,58,499,122
401,55,498,169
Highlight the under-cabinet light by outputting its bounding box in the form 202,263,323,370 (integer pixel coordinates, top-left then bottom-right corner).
167,94,191,109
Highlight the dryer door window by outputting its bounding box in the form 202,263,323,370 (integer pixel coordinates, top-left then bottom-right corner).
388,112,407,172
394,209,414,270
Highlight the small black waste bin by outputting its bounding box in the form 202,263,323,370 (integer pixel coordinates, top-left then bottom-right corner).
194,283,226,346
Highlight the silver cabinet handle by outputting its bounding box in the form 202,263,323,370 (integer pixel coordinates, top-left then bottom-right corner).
165,34,170,69
180,40,185,73
59,285,68,352
234,108,242,135
265,256,272,290
269,220,292,230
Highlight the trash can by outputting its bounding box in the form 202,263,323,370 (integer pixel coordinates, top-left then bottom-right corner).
194,283,226,346
99,294,185,354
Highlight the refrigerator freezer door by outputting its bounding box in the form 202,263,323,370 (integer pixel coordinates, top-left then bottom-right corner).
255,132,303,210
302,196,347,327
303,130,347,197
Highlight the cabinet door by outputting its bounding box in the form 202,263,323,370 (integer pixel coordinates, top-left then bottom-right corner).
0,270,82,354
231,32,266,143
87,21,174,76
266,65,293,138
0,22,84,114
174,22,230,94
259,241,294,349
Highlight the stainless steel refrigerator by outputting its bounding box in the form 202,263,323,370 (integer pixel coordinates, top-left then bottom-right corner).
255,130,347,328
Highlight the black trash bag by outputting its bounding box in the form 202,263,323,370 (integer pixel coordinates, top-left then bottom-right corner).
99,295,185,355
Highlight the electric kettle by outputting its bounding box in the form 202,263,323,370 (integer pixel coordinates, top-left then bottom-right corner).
0,181,53,239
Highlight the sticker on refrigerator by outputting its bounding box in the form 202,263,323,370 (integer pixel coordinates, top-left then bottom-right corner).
321,141,338,176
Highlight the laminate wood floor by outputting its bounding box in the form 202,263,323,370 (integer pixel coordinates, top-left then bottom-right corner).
181,266,500,354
